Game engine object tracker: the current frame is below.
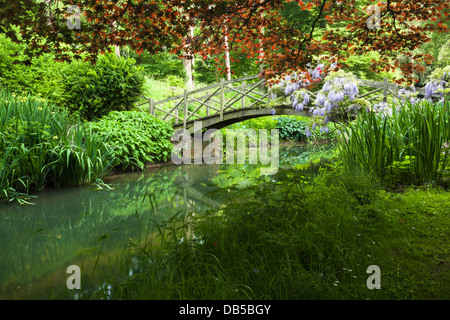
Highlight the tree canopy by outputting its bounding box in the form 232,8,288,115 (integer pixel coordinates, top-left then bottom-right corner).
1,0,449,84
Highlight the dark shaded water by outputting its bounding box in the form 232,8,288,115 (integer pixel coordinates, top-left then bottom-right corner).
0,144,333,299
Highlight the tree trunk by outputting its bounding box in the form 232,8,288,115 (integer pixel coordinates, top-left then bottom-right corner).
224,26,232,81
183,25,196,90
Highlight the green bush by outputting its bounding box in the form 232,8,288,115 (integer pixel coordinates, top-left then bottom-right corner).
91,111,174,170
0,34,68,105
276,117,308,141
64,53,145,121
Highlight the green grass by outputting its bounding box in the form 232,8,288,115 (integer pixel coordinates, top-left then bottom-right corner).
84,162,449,300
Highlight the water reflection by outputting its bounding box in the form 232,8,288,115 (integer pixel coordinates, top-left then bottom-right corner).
0,144,333,299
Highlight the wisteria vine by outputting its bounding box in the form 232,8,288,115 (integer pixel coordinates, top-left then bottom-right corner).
268,64,450,138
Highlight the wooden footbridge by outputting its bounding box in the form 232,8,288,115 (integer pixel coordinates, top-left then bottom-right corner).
135,74,435,134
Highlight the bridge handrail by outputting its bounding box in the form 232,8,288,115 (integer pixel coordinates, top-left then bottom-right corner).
139,74,262,107
137,74,441,130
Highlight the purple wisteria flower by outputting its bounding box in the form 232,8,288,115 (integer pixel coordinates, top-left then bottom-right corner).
305,127,312,138
424,80,445,99
397,86,420,105
312,70,360,117
268,63,327,112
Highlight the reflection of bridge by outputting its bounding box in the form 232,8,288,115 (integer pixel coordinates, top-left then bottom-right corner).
136,74,434,134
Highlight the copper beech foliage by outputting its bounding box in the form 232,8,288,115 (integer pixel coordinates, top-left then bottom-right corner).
1,0,449,84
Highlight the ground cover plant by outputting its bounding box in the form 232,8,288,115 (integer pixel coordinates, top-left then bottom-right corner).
90,111,174,171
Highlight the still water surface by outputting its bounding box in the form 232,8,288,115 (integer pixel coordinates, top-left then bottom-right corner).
0,144,332,299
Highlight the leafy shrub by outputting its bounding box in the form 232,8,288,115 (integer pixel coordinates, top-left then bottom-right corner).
276,117,308,141
0,34,68,105
238,116,278,131
64,53,145,121
91,111,174,170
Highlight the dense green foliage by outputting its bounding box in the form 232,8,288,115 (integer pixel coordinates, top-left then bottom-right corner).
338,100,450,186
276,117,308,141
0,90,115,203
0,34,68,105
64,53,145,121
0,37,145,121
91,111,174,170
128,50,186,80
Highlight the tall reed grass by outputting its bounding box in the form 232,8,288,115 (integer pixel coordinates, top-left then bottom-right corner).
338,99,450,185
0,89,116,202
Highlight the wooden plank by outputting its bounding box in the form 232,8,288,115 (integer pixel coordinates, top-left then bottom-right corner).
186,109,203,121
153,74,261,106
358,79,384,88
188,95,217,111
206,92,210,117
226,85,267,105
367,95,384,102
241,83,245,109
224,84,245,106
358,87,383,98
223,104,239,112
224,74,260,85
190,83,256,102
149,98,155,116
186,97,214,120
162,98,184,121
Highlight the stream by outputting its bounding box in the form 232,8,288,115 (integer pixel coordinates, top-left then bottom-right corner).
0,144,333,299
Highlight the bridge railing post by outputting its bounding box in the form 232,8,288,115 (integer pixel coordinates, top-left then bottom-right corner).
383,78,388,103
220,78,225,121
174,102,179,125
206,91,210,117
184,89,188,130
241,82,246,109
149,98,155,117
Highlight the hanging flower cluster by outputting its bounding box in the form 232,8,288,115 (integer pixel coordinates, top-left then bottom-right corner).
396,86,420,105
371,102,392,118
268,63,329,109
424,65,450,102
268,63,449,141
311,70,360,117
394,66,449,107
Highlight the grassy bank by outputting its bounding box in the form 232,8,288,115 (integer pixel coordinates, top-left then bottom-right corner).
83,161,448,300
